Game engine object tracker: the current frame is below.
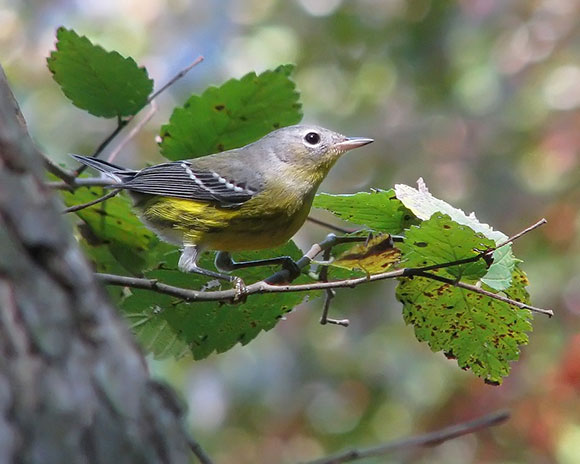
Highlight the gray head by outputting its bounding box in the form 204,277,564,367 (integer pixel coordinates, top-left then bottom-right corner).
253,124,373,174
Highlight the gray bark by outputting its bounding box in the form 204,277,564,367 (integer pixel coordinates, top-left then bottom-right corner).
0,65,191,463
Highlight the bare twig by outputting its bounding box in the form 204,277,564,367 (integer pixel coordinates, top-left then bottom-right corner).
47,177,117,190
303,410,510,464
107,101,157,164
73,118,128,176
414,270,553,317
307,216,353,234
43,153,76,184
495,218,547,249
318,246,349,326
62,188,122,214
72,55,204,177
95,221,554,317
147,55,204,103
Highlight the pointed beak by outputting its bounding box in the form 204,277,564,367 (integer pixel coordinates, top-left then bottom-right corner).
334,137,374,152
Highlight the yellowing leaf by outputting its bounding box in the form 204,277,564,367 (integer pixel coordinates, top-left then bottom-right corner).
332,234,401,274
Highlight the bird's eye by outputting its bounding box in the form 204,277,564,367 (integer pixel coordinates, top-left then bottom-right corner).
304,132,321,145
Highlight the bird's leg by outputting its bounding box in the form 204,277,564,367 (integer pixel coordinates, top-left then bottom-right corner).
179,246,247,300
215,251,301,281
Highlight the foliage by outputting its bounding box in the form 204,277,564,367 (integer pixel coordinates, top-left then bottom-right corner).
159,65,302,160
51,28,539,385
47,27,153,118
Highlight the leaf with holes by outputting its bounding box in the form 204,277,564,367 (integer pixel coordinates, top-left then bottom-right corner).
47,27,153,118
159,65,302,160
396,267,532,385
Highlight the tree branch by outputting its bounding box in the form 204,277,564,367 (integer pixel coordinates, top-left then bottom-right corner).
95,220,554,317
0,62,193,464
303,410,510,464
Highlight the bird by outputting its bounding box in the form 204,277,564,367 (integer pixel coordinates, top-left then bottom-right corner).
73,124,373,284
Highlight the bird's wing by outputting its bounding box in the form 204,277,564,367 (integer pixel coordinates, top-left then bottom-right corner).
122,161,260,206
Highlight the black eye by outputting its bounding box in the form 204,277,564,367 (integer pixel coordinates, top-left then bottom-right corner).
304,132,321,145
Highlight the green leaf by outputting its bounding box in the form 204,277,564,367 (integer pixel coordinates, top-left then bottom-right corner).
60,186,171,274
481,245,518,291
47,27,153,118
396,267,532,384
122,242,319,360
400,214,494,282
395,179,508,243
313,189,419,235
159,65,302,160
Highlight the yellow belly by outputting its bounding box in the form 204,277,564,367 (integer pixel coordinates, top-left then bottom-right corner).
137,191,313,251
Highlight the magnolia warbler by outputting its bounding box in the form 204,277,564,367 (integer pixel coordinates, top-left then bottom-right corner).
73,125,373,283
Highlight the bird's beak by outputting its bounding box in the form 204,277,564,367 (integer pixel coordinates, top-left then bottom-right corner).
334,137,374,152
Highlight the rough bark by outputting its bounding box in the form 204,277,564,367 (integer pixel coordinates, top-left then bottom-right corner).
0,65,191,463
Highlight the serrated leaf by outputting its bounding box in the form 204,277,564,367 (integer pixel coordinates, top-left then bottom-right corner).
396,267,532,384
400,214,495,282
47,27,153,118
159,65,302,160
313,189,419,234
60,186,172,273
332,234,401,274
395,179,508,243
122,242,319,360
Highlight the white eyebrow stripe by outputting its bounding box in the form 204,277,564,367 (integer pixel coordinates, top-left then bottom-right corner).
181,162,215,193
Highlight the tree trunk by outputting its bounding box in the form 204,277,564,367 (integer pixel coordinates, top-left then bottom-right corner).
0,65,191,463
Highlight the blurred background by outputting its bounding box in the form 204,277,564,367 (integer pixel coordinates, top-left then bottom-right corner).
2,0,579,462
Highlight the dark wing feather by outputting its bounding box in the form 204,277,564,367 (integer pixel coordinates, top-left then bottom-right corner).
122,162,258,205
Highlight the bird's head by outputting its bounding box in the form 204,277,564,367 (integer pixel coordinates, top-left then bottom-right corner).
258,125,373,179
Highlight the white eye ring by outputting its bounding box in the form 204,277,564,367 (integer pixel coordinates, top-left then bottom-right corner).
304,132,321,145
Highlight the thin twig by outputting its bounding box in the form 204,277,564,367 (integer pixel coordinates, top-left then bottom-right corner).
62,188,122,214
73,55,204,177
187,436,214,464
414,270,553,317
107,101,157,164
95,223,554,317
303,410,510,464
401,217,549,276
318,247,348,326
43,153,76,184
74,118,129,176
307,216,353,234
47,177,117,190
147,55,204,103
495,218,547,249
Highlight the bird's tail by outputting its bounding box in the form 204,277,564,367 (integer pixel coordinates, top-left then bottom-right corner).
71,155,138,184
